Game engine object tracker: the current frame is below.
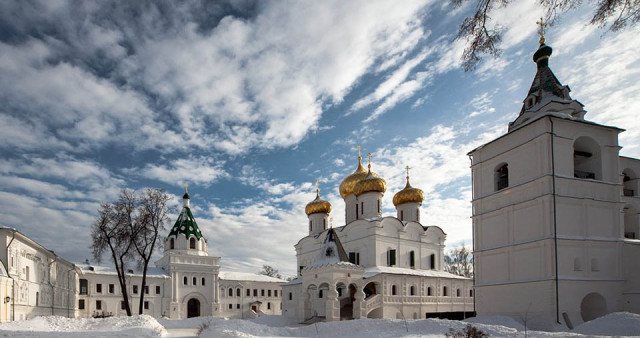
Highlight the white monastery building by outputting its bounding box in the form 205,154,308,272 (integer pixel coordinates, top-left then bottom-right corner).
282,155,473,322
0,191,285,322
468,33,640,330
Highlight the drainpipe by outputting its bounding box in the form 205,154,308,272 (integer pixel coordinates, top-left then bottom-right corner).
549,116,561,324
7,229,16,321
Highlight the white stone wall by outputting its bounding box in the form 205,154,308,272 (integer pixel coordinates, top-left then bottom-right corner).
218,280,283,318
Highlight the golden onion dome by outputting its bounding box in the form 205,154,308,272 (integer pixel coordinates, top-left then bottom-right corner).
393,180,424,206
305,190,332,215
353,174,387,196
339,155,379,198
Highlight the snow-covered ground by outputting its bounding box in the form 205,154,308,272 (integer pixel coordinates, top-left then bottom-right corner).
1,312,639,337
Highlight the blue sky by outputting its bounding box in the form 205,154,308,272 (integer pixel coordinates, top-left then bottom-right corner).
1,0,639,278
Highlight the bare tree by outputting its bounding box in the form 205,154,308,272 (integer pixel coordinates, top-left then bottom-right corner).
444,245,473,278
131,188,170,315
91,190,137,316
259,265,283,279
453,0,640,70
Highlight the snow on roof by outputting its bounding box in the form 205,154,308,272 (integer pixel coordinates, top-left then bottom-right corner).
282,277,302,286
76,263,169,278
364,266,470,280
218,271,287,283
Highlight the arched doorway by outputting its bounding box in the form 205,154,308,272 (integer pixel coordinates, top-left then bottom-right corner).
187,298,200,318
580,292,607,322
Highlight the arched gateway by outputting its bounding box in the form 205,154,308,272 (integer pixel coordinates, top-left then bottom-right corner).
187,298,200,318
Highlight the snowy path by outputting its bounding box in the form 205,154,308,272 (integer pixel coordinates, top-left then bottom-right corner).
164,328,199,338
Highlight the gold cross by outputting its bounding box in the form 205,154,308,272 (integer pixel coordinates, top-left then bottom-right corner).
536,17,547,45
357,145,361,158
315,179,319,192
406,165,411,179
184,182,189,193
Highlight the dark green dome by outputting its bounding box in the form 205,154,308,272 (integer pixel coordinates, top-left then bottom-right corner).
168,207,204,240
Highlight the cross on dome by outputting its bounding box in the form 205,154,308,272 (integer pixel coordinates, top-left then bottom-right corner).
367,152,372,172
536,17,547,45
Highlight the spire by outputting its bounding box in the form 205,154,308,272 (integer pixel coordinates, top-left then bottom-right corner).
169,189,204,240
508,20,585,131
405,165,412,187
183,183,190,207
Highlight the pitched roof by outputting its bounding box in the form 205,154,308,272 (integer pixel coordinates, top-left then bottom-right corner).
168,206,204,240
306,228,354,269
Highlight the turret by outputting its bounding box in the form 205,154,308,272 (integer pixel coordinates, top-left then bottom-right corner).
393,166,424,222
352,153,386,219
165,184,208,256
305,181,332,236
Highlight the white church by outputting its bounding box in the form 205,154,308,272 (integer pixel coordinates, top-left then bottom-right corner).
282,154,474,322
469,33,640,329
0,190,285,322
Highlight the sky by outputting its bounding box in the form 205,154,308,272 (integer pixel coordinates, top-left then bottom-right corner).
1,0,639,278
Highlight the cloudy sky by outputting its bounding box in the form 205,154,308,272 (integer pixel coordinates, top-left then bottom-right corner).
1,0,639,278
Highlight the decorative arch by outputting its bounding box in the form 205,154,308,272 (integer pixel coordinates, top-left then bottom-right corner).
580,292,607,322
574,136,602,180
189,237,196,249
623,204,639,239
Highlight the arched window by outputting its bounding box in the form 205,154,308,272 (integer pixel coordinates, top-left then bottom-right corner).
361,202,364,215
183,276,187,285
228,288,233,297
190,237,196,249
574,136,601,180
170,238,174,249
495,163,509,191
355,204,358,220
391,285,397,295
323,219,326,230
202,277,206,286
469,289,473,297
377,200,381,213
409,251,415,269
429,254,435,270
400,210,404,221
410,285,416,296
456,289,461,297
236,288,241,297
623,169,637,196
416,209,419,222
427,287,433,296
309,220,312,232
193,277,197,285
25,266,30,281
443,286,449,296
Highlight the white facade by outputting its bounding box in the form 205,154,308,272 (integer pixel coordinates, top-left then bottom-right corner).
0,191,285,321
283,158,473,322
469,40,640,330
0,228,77,322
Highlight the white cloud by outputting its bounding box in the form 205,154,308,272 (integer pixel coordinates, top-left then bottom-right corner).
468,92,496,117
131,157,228,187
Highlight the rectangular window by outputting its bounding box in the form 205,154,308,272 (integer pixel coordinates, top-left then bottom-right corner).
78,299,85,310
144,301,149,310
274,290,278,297
228,304,233,310
299,266,304,275
144,285,149,294
267,302,271,310
202,277,206,286
79,279,88,295
349,252,360,265
319,290,323,298
156,286,161,295
268,290,272,297
121,301,125,310
96,283,102,293
236,304,240,309
109,284,115,294
261,289,265,297
387,249,396,266
430,254,435,270
253,289,257,297
355,205,358,219
247,289,251,297
133,285,139,294
377,200,380,213
289,292,292,300
96,300,102,310
361,202,363,214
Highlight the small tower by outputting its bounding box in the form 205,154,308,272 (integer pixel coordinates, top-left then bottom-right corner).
305,180,332,236
165,184,208,256
393,166,424,222
339,146,377,224
353,153,386,219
